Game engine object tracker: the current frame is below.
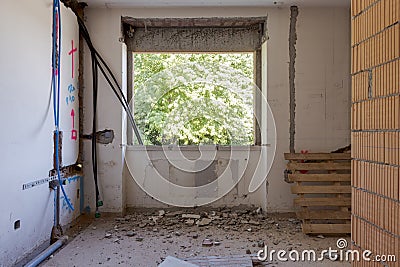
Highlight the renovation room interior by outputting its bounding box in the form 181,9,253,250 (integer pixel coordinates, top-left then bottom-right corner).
0,0,399,266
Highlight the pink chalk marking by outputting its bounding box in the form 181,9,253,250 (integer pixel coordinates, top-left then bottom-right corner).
71,109,75,128
71,109,77,140
71,130,77,141
68,40,78,79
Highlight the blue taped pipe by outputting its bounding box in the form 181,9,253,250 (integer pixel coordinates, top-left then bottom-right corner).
24,236,68,267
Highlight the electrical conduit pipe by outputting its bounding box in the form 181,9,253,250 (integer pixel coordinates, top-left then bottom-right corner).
24,236,68,267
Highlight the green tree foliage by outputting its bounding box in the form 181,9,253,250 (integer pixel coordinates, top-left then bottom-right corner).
133,53,254,145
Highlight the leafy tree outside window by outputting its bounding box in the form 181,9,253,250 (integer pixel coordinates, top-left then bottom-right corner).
132,53,255,146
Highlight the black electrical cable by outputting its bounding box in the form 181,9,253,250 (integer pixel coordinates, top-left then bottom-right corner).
91,50,101,216
76,16,142,144
75,14,143,217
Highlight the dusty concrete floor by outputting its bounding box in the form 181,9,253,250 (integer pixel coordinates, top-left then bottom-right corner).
43,208,351,267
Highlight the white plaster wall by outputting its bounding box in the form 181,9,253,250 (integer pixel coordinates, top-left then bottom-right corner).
0,1,81,266
83,6,350,213
295,8,351,152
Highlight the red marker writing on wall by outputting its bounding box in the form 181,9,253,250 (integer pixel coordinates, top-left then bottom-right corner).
71,108,77,140
68,40,77,79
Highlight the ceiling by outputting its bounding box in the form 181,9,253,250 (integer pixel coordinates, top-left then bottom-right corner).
83,0,350,8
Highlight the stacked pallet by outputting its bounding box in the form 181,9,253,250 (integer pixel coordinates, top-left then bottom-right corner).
284,153,351,234
351,0,400,266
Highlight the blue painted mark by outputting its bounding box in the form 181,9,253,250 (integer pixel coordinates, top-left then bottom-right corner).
66,95,75,105
60,196,72,211
67,175,81,183
66,84,76,105
59,176,83,211
68,84,76,93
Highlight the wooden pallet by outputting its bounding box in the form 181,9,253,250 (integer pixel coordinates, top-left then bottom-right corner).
284,153,351,235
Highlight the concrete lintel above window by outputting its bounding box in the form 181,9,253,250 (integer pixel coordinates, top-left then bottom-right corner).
122,16,268,53
122,16,267,28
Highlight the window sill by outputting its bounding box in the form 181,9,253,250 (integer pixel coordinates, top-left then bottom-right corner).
124,145,269,151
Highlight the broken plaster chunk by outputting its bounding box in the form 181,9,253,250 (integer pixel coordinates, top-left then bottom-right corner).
126,230,136,237
249,220,260,226
185,219,195,226
139,222,147,228
182,214,201,219
150,216,160,223
202,239,213,247
115,217,126,223
165,211,184,217
197,218,212,227
230,213,238,219
158,210,165,216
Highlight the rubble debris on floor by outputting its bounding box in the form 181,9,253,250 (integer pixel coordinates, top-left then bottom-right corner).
43,207,351,267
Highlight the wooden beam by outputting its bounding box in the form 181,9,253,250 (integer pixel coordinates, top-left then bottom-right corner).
296,210,351,220
302,223,351,234
284,153,351,160
288,173,351,182
294,198,351,207
287,162,351,170
291,185,351,194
